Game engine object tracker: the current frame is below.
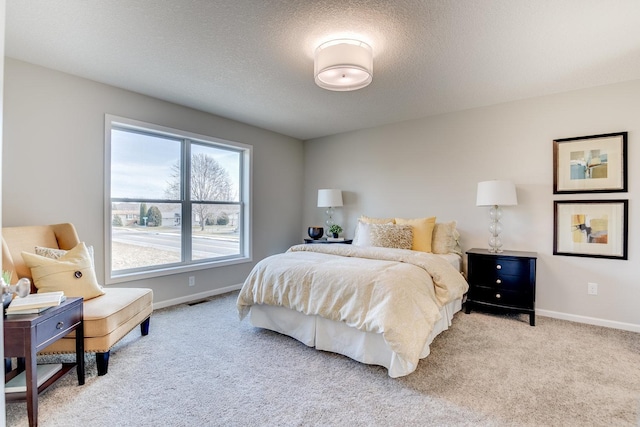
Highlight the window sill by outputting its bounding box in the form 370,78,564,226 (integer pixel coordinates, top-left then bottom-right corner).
105,256,252,285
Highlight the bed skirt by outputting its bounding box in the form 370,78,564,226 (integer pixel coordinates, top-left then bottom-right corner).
248,298,463,378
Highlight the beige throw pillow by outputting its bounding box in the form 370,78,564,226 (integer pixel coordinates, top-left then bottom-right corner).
22,242,105,300
368,224,413,249
432,221,462,254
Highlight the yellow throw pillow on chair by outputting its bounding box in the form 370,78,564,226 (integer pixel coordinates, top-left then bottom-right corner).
22,242,105,300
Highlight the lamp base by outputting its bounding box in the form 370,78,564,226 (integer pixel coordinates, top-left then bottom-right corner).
488,206,504,253
324,207,335,229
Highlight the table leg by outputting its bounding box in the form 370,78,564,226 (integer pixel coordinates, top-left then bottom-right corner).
76,320,85,385
25,339,38,427
530,312,535,326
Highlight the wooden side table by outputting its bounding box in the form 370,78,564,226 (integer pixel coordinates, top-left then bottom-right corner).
4,297,84,426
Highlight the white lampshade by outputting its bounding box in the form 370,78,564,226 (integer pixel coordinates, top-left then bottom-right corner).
314,39,373,91
476,180,518,207
317,189,343,207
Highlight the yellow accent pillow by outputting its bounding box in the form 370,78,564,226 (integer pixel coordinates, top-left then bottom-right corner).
395,216,436,252
22,242,105,300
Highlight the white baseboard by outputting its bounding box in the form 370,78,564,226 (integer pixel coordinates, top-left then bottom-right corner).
153,283,242,310
537,309,640,333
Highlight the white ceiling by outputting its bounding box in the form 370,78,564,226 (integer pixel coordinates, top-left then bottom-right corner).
6,1,640,140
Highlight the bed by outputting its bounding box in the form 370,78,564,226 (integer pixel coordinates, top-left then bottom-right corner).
237,219,468,378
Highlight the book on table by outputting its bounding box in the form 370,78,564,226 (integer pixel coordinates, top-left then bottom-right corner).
5,363,63,393
6,291,66,314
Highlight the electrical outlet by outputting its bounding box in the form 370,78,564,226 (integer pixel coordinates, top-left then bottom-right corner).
188,276,195,287
587,282,598,295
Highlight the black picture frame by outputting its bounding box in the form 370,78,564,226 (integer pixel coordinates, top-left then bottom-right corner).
553,132,627,194
553,200,628,260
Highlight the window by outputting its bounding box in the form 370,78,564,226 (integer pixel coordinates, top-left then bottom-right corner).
105,115,251,283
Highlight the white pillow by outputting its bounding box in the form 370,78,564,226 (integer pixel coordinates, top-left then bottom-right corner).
352,222,372,246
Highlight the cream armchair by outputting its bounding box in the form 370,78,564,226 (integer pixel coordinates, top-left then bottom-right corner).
2,223,153,375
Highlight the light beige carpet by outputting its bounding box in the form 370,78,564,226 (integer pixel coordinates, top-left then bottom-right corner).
6,291,640,426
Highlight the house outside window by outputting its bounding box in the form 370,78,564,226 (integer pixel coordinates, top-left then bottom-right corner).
105,115,252,283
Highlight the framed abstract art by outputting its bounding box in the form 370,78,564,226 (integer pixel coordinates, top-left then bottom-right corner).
553,132,627,194
553,200,628,260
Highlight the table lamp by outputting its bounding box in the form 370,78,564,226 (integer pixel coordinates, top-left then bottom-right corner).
476,180,518,253
317,189,343,229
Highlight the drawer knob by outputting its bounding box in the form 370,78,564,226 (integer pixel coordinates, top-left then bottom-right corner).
495,293,501,299
496,265,502,270
56,321,64,330
496,279,502,284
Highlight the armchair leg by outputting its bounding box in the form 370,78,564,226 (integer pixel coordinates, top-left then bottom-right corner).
140,317,150,336
96,351,110,376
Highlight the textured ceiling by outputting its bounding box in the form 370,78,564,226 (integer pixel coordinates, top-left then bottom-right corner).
6,1,640,140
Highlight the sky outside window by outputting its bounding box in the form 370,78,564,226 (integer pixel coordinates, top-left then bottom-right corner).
111,129,180,200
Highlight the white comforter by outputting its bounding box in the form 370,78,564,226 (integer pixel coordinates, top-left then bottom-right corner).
237,244,468,369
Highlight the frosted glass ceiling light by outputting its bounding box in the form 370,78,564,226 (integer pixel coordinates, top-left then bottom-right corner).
314,39,373,91
476,180,518,253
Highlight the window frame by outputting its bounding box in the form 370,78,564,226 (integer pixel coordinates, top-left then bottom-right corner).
104,114,252,284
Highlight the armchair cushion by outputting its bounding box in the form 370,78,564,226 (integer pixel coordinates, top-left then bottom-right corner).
43,287,153,354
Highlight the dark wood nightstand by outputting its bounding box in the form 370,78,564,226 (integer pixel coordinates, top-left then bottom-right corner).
465,248,537,326
4,297,84,426
304,238,353,244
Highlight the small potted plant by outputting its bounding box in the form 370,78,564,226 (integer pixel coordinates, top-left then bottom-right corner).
328,224,343,238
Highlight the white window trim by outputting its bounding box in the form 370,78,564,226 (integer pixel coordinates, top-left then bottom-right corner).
104,114,252,284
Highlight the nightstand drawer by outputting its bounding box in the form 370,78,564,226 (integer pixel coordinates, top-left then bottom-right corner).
473,273,529,291
472,286,533,309
472,257,531,281
36,305,82,348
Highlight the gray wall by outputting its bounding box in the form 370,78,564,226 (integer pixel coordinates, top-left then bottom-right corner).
305,80,640,331
2,58,304,306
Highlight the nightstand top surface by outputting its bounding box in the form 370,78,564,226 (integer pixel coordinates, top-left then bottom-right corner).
466,248,537,258
304,238,353,244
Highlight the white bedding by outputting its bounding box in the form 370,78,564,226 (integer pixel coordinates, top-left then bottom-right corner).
237,244,468,377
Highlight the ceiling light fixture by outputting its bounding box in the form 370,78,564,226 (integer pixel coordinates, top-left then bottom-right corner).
314,39,373,91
